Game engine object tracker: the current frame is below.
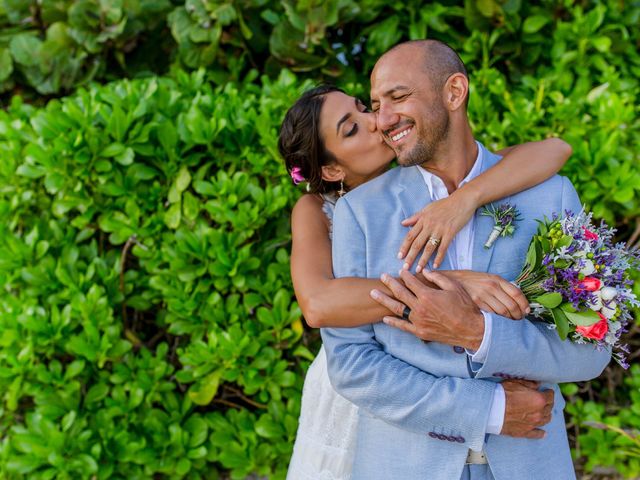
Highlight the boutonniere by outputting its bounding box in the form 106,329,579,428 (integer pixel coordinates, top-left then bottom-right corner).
481,202,521,249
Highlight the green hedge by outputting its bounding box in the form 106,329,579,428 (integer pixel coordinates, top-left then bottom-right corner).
2,1,639,98
0,69,313,479
1,0,639,478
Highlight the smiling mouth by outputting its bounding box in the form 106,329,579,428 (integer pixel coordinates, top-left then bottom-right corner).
390,126,413,143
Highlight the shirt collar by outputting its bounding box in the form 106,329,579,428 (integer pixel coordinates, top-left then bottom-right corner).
417,141,484,200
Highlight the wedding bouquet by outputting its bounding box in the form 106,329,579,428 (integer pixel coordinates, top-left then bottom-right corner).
515,209,640,368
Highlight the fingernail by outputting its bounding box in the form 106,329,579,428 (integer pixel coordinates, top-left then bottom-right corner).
380,274,388,282
397,251,403,259
433,263,439,269
416,265,422,273
403,262,409,270
525,307,531,315
370,289,380,299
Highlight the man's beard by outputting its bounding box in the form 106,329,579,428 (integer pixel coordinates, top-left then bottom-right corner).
397,106,449,167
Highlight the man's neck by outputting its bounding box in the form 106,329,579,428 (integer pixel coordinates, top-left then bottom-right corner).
420,134,478,194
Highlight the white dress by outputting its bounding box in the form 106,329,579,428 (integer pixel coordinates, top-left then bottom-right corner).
286,194,359,480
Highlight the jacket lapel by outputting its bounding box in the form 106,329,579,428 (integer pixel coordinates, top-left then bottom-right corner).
472,209,495,273
472,145,503,273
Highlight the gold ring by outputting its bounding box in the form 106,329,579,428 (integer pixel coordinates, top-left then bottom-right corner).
428,236,441,247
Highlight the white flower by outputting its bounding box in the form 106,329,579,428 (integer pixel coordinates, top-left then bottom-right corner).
580,259,596,276
600,286,618,301
601,301,617,319
589,291,603,311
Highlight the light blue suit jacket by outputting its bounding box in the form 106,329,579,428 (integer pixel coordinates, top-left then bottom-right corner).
321,144,611,480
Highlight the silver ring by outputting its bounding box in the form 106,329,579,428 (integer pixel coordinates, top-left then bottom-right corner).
402,306,411,320
428,236,441,247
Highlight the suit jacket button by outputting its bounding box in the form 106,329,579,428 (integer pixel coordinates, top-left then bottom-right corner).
428,432,437,438
453,346,465,354
456,436,465,443
447,435,457,442
437,434,447,441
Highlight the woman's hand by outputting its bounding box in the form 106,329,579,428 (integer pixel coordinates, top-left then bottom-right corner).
442,270,530,320
398,192,477,272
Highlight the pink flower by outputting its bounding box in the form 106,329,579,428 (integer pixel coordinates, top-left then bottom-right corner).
574,277,602,292
290,167,305,185
575,313,609,340
582,226,599,241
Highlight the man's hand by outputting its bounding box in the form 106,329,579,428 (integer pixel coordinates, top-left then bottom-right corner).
501,380,554,439
370,269,485,350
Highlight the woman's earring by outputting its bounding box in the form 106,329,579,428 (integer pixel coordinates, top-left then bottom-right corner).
338,179,346,197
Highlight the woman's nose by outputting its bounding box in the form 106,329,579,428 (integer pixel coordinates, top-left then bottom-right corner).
366,111,378,132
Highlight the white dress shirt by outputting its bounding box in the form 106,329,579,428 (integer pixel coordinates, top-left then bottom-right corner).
416,141,505,437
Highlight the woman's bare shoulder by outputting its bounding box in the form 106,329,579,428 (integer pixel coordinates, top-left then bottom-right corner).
292,193,325,218
291,194,330,233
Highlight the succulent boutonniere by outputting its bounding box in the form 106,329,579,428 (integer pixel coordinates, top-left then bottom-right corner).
481,202,521,249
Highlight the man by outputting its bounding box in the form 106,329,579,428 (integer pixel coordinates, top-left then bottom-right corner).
321,40,610,479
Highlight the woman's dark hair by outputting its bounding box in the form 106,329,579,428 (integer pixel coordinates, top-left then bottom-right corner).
278,85,344,193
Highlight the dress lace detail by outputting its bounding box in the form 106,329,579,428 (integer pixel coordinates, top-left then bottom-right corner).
320,193,337,240
287,193,358,480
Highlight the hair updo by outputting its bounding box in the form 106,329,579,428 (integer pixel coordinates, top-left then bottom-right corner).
278,85,344,194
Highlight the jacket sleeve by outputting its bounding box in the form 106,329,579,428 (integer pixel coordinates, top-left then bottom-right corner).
471,177,611,382
321,197,497,451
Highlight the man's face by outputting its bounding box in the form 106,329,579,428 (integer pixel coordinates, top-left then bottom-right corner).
370,47,450,167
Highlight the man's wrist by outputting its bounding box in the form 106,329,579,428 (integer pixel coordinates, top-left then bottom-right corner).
465,311,485,351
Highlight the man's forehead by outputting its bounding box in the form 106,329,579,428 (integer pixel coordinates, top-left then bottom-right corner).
371,47,424,97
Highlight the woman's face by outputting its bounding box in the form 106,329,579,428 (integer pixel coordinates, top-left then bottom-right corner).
319,91,395,189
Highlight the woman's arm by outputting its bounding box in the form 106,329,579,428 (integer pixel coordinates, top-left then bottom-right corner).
399,137,572,270
468,137,572,210
290,194,393,328
291,195,529,328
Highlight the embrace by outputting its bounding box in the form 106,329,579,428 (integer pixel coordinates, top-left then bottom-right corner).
279,40,611,480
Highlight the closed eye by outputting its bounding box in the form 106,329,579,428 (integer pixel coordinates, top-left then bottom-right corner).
345,124,358,137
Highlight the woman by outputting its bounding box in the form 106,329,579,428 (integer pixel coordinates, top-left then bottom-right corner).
279,85,572,479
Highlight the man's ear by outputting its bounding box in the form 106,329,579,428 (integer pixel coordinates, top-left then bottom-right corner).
321,163,345,183
445,73,468,111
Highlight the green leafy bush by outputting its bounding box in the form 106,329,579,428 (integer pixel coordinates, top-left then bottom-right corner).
0,0,175,95
0,68,316,479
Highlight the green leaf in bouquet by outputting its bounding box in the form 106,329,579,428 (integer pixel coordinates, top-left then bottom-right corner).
539,236,550,253
535,219,549,236
534,292,563,309
525,240,537,268
554,259,569,269
551,308,570,341
557,235,573,248
532,241,543,269
564,310,600,327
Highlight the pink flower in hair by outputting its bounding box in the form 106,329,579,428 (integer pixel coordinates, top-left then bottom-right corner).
290,167,305,185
